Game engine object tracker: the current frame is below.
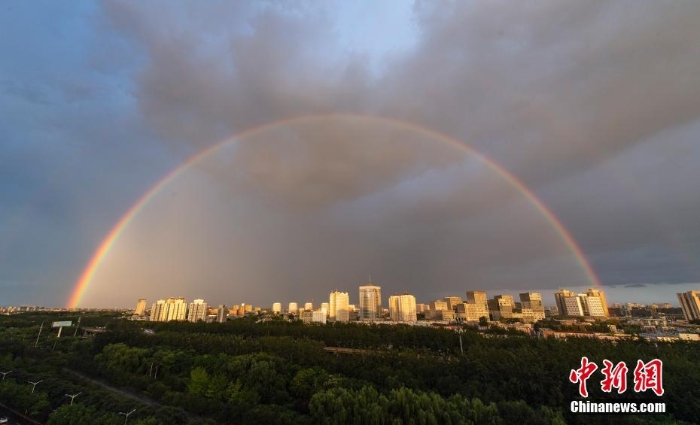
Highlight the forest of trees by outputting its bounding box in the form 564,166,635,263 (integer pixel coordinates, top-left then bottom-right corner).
0,312,698,424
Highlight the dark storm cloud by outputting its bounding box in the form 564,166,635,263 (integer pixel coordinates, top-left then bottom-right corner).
3,1,700,307
76,0,700,307
384,1,700,182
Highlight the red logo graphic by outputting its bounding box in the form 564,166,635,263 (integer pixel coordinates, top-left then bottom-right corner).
633,359,664,396
600,359,628,394
569,356,598,398
570,358,664,397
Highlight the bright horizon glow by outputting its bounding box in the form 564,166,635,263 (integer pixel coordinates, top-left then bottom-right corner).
67,113,602,308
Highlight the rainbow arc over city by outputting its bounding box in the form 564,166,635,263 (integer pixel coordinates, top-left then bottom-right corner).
67,114,601,308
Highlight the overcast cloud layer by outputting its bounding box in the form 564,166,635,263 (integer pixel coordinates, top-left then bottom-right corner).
2,0,700,307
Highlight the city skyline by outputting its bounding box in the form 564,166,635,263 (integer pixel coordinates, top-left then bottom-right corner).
4,2,700,308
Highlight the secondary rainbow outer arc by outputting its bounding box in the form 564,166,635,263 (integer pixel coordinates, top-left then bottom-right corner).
67,113,601,308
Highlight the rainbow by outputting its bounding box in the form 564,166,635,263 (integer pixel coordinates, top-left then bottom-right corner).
67,113,601,308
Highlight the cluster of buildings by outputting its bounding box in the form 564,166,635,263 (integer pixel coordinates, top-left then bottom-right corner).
140,298,229,323
136,284,602,326
553,288,609,317
130,288,700,329
422,291,546,323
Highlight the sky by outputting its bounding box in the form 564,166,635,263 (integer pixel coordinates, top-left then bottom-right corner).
2,0,700,308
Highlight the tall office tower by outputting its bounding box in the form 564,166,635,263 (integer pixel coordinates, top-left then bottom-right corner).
134,299,147,316
359,282,382,321
586,288,610,316
187,299,208,322
677,291,700,321
488,295,515,320
150,299,165,322
329,291,350,322
272,302,282,314
465,291,489,320
288,302,298,314
389,294,417,322
554,290,584,316
555,289,575,316
216,305,228,323
579,294,606,317
304,302,313,311
519,292,546,321
443,296,463,311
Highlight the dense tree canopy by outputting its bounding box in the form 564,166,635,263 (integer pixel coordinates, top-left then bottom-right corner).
0,312,697,424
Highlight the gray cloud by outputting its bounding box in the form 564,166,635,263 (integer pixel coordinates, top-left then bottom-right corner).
3,1,700,307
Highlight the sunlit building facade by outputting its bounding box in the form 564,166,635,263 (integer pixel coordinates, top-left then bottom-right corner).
677,291,700,321
187,299,208,322
134,298,147,316
586,288,609,316
443,296,463,311
150,297,187,322
465,291,489,320
389,293,417,322
216,304,228,323
519,292,546,321
329,291,350,322
359,283,382,321
488,295,516,320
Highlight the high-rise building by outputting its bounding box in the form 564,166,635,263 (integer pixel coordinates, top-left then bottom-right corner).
555,289,577,316
555,289,607,317
312,309,327,324
272,303,282,314
466,291,488,309
677,291,700,321
304,302,313,311
465,291,489,321
359,281,382,321
519,292,545,321
288,302,298,314
455,303,489,322
488,295,515,320
389,294,417,322
579,294,606,317
165,297,188,321
150,299,165,322
329,291,350,322
216,305,228,323
187,299,208,322
443,296,463,311
555,290,589,316
151,297,187,322
586,288,609,316
134,299,147,316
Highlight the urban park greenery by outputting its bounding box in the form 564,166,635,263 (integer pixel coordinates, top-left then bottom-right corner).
0,312,697,424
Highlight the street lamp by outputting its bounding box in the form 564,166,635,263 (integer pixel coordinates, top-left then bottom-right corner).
65,392,81,405
28,379,43,394
0,371,10,380
118,408,136,425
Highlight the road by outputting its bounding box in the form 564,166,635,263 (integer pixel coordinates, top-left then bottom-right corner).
64,369,157,406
